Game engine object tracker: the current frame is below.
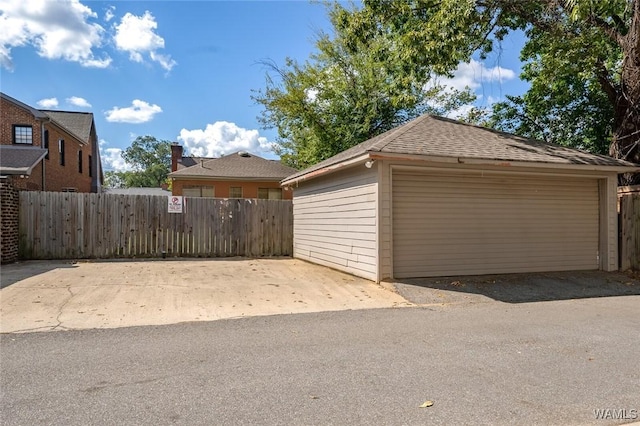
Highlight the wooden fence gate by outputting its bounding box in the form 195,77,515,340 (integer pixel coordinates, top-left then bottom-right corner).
619,186,640,270
19,192,293,259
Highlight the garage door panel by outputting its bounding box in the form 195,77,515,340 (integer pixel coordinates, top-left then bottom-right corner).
392,172,599,278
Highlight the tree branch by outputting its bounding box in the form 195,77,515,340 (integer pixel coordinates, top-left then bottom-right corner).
595,61,620,105
589,14,625,45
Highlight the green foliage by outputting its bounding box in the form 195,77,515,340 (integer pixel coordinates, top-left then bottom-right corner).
487,3,619,154
344,0,637,167
253,2,477,169
105,136,172,188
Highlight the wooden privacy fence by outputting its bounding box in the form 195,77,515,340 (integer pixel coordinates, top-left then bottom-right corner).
619,186,640,270
19,192,293,259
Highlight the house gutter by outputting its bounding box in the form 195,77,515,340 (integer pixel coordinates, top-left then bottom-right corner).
169,175,290,182
367,152,640,174
281,150,639,188
281,154,371,187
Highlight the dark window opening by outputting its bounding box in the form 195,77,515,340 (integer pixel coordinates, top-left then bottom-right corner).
78,150,83,174
59,139,65,166
89,155,93,177
258,188,282,200
44,130,49,159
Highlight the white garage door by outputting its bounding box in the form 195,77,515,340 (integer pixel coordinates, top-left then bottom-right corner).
392,171,600,278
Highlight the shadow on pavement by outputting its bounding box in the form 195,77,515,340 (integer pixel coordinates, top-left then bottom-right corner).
0,261,78,289
391,270,640,304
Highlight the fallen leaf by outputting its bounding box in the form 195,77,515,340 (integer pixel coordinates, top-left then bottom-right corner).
419,400,434,408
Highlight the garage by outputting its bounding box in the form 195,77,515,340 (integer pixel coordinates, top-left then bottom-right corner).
282,114,638,282
392,171,600,277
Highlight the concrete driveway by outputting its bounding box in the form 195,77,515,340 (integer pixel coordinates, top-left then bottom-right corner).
0,258,410,333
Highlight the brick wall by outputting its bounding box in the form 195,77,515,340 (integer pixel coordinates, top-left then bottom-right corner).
1,97,93,193
0,179,19,264
0,97,43,149
44,123,92,193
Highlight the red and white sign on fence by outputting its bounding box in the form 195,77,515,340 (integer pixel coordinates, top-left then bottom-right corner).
168,196,183,213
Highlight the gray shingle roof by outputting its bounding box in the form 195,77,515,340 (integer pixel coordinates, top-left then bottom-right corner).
284,114,638,183
0,145,48,175
42,110,94,144
178,156,210,170
169,151,297,180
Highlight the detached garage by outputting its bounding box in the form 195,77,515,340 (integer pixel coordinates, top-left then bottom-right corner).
282,115,639,282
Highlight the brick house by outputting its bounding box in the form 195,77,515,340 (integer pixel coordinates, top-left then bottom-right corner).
0,92,103,193
169,144,296,200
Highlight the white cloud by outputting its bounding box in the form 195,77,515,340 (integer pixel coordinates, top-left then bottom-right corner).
113,11,176,71
66,96,91,108
104,5,115,22
0,0,111,70
433,59,516,92
99,139,133,172
37,97,58,108
426,60,515,119
178,121,275,158
101,148,133,172
105,99,162,123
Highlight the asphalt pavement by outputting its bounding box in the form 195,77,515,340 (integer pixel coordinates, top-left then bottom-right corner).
2,295,639,425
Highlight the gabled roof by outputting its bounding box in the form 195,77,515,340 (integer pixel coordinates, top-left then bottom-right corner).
0,92,48,119
0,145,48,175
41,110,94,145
169,151,297,180
283,114,639,184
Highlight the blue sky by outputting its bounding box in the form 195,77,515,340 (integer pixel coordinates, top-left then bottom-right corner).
1,0,528,171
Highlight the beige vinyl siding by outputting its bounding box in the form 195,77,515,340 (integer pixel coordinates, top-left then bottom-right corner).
599,175,619,271
293,165,378,280
392,171,600,278
379,160,393,280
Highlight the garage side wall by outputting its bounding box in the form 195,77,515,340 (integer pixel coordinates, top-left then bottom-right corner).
292,165,378,281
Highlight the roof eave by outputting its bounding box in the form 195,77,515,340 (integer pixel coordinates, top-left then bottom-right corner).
369,152,639,173
282,151,639,186
170,174,288,181
281,153,371,186
457,156,640,173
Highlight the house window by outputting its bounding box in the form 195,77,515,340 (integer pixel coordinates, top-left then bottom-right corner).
88,155,93,177
61,187,77,192
183,185,215,198
13,125,33,144
258,188,282,200
59,139,65,166
78,150,83,173
44,130,49,159
229,187,243,198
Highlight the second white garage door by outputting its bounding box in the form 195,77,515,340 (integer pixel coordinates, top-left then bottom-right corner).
392,171,600,278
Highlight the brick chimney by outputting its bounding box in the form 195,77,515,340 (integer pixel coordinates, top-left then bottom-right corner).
171,143,183,172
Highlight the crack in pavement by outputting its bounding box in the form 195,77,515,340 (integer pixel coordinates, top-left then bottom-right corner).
51,286,74,331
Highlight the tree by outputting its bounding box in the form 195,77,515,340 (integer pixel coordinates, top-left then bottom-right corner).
253,4,477,170
105,136,172,188
337,0,640,183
